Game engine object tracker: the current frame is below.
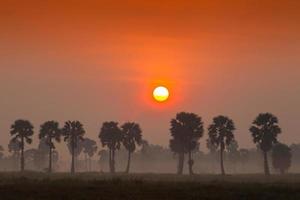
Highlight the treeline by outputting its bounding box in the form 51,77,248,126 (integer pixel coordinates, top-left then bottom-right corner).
0,112,297,175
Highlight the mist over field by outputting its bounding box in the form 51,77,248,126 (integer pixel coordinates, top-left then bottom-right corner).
1,1,300,199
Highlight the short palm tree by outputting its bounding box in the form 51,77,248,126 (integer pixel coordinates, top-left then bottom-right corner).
62,121,85,174
208,115,235,175
121,122,142,173
169,112,204,175
39,121,61,173
82,138,98,171
10,119,34,172
99,121,122,173
249,113,281,175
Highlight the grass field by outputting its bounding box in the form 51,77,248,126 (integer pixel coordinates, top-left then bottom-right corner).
0,172,300,200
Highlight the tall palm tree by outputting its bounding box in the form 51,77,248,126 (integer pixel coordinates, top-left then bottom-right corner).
62,121,85,174
39,121,61,173
250,113,281,175
82,138,98,172
169,112,204,175
10,119,34,172
208,115,235,175
99,121,122,173
121,122,142,173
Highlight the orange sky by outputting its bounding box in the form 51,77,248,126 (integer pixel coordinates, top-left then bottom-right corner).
1,0,300,158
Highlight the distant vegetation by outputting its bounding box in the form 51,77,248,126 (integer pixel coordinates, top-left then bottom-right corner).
0,112,299,176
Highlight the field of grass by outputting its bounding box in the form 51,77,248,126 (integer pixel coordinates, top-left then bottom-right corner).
0,172,300,200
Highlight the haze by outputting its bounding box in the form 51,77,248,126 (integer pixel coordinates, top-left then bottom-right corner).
1,0,300,159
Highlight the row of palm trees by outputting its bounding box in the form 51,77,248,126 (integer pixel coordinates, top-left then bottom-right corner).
10,120,142,174
9,112,282,176
170,112,281,176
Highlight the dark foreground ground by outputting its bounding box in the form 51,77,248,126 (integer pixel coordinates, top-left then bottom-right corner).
0,172,300,200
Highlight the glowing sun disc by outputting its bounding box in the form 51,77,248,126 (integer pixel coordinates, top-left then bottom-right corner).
153,86,169,102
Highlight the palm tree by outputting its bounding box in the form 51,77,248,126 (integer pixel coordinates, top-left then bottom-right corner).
272,143,292,174
39,121,61,173
121,122,142,173
169,112,204,175
208,115,235,175
82,138,98,172
62,121,85,174
99,121,122,173
10,119,34,172
249,113,281,175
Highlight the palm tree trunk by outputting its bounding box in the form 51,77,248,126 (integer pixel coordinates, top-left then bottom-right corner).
177,152,184,175
49,146,52,173
21,137,24,172
71,141,75,174
263,151,270,176
188,150,193,175
220,148,225,175
125,151,131,173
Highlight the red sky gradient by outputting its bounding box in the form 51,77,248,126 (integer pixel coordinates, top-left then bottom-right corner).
1,0,300,158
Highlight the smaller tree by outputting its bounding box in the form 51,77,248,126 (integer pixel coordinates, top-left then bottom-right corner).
227,139,239,173
208,115,235,175
10,120,34,172
34,138,49,170
206,138,219,173
239,148,250,170
8,139,22,170
121,122,142,173
82,138,98,171
272,143,292,174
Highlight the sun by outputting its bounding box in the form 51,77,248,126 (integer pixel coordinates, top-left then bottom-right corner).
153,86,169,102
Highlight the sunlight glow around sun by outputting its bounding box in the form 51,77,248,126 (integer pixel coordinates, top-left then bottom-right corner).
153,86,169,102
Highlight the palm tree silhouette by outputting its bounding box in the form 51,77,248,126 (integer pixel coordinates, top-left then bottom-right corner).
208,115,235,175
10,120,34,172
82,138,98,172
39,121,61,173
99,121,122,173
62,121,85,174
121,122,142,173
169,112,204,175
249,113,281,175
